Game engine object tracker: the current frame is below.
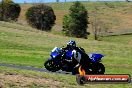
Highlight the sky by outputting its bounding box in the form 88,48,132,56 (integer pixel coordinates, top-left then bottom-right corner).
0,0,131,3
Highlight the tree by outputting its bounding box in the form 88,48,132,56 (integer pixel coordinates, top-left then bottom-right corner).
91,5,112,40
91,6,100,40
26,4,56,31
62,1,89,39
0,0,21,21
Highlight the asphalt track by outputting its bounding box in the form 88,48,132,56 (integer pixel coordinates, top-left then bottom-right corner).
0,63,72,75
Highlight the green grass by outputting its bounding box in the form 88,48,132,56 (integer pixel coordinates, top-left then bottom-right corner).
0,21,132,87
0,21,132,69
0,2,131,87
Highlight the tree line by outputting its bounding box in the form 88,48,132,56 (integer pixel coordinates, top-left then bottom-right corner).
0,0,90,39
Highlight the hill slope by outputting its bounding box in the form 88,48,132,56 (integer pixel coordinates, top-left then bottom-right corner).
19,2,132,35
0,21,132,87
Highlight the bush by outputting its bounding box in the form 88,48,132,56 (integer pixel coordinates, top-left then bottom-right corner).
26,4,56,31
62,1,89,39
0,1,21,21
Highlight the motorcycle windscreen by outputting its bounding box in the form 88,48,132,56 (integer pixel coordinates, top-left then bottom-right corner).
51,47,61,58
89,53,104,62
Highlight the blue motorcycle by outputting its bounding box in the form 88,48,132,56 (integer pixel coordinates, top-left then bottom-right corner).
44,47,105,74
44,47,77,72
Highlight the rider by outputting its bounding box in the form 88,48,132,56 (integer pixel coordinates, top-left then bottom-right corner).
63,40,90,74
63,40,85,52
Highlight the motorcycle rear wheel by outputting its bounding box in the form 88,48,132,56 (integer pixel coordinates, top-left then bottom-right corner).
94,63,105,74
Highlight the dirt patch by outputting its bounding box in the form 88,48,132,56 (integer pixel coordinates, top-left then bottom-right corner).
0,73,63,88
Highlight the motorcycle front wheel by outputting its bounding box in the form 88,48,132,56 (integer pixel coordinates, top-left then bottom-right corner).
44,59,60,72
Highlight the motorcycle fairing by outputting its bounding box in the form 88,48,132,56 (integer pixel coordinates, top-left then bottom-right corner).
88,53,104,62
50,47,61,58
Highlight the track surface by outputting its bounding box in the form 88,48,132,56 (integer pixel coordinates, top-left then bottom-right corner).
0,63,72,75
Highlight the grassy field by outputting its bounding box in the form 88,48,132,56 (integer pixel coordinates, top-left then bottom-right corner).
0,21,132,87
0,1,132,88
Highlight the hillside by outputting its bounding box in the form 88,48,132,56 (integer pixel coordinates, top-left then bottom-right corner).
0,21,132,87
0,1,132,88
18,2,132,35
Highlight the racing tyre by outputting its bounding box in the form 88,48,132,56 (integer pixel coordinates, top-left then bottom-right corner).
76,75,86,85
44,60,60,72
94,63,105,74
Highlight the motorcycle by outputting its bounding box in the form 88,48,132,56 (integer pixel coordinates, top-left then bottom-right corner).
44,47,77,72
44,47,105,74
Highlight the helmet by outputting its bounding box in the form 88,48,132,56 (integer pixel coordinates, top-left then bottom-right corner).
67,40,76,48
